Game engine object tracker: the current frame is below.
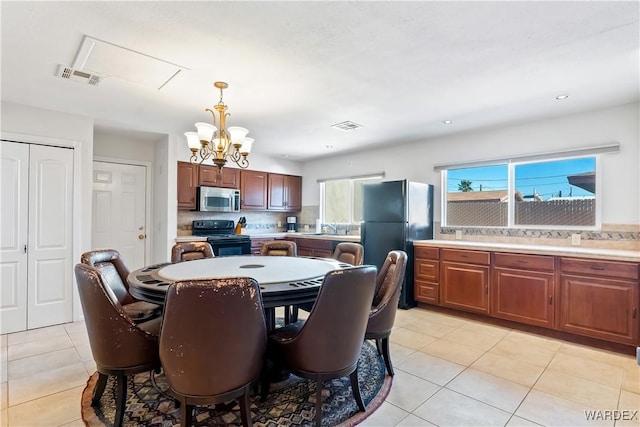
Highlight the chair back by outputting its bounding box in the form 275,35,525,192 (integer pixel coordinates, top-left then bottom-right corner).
260,240,297,256
171,241,215,263
367,250,408,335
160,278,267,396
74,263,159,372
332,242,364,265
80,249,134,306
284,265,376,373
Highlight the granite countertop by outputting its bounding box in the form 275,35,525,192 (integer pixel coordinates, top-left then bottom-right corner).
414,240,640,262
245,232,361,242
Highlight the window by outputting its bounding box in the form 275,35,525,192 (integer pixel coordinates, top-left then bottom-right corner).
443,156,597,228
321,174,384,223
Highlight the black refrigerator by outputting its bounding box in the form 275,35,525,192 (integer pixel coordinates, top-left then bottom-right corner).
361,180,433,308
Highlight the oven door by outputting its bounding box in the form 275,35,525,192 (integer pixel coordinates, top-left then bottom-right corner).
208,238,252,256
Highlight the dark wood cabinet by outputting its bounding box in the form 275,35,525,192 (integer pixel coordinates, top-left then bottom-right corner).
250,237,282,255
292,237,333,258
559,257,639,345
199,165,239,189
440,249,490,314
492,253,555,328
414,246,440,304
268,174,302,212
177,161,198,210
240,170,268,210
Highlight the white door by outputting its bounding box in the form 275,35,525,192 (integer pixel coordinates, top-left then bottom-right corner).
0,142,29,333
0,141,74,333
92,161,147,270
27,145,74,329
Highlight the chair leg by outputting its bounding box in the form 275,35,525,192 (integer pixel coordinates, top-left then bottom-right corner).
315,378,323,427
350,368,365,412
381,337,394,376
291,306,299,323
114,372,127,427
239,387,253,427
91,373,108,406
375,338,383,355
181,401,193,427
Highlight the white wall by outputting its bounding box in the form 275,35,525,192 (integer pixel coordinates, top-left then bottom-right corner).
1,101,95,321
302,103,640,225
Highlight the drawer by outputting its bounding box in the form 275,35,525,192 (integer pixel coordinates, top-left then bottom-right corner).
494,252,555,271
415,281,439,304
415,260,439,282
414,246,439,260
560,258,639,280
293,238,332,250
441,248,490,265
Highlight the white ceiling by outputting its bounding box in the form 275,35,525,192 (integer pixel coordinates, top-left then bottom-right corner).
1,1,638,161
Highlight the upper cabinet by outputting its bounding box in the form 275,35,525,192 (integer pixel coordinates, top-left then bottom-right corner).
199,165,240,189
177,161,198,210
240,170,268,210
268,173,302,212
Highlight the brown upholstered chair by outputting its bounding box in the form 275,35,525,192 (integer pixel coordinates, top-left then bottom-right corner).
80,249,161,323
160,278,267,427
263,265,377,427
332,242,364,266
290,241,365,322
260,240,297,256
74,263,161,427
365,250,407,376
171,241,215,263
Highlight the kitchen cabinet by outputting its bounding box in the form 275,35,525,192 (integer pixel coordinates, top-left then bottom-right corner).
440,249,490,314
268,174,302,212
291,237,333,258
559,257,639,345
414,246,440,304
177,161,198,210
250,237,283,255
199,165,239,189
492,253,555,328
240,170,268,210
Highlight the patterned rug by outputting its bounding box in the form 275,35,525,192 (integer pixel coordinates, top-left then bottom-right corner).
81,340,392,426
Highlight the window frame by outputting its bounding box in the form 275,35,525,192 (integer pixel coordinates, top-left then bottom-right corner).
319,173,384,224
441,154,603,231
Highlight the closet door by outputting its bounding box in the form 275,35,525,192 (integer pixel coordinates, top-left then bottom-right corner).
27,145,74,329
0,142,29,333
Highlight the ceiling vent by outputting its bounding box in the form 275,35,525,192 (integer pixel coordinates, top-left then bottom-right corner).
331,121,363,131
57,65,104,86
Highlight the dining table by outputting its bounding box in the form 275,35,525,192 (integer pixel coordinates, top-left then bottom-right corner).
127,255,350,329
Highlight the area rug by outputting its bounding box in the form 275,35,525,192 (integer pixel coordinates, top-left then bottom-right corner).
81,340,392,426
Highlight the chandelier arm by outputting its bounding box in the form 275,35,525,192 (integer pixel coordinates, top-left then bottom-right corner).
205,108,218,130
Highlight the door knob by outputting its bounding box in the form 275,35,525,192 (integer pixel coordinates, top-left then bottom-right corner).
138,234,146,240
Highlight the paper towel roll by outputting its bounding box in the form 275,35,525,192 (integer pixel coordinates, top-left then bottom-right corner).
315,219,322,233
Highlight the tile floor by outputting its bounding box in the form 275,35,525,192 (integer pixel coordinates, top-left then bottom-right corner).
0,307,638,426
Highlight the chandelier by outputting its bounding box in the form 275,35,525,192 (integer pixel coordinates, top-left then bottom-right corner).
184,81,254,169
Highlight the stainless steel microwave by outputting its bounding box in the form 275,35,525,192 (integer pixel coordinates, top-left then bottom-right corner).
197,186,240,212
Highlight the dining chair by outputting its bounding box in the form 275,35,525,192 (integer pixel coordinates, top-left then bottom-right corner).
81,249,162,323
259,240,298,256
365,250,407,376
160,277,267,427
171,241,215,262
289,241,365,322
263,265,377,427
74,263,161,427
332,242,364,265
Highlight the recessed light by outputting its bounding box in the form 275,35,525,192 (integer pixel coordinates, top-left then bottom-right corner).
555,94,569,100
325,145,334,149
442,120,452,125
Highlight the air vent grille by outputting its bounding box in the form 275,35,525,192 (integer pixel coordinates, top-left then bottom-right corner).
56,65,104,86
331,121,363,131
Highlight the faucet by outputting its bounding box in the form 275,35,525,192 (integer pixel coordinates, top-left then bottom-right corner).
324,222,338,235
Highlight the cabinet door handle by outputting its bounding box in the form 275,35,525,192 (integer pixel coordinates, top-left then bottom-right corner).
485,284,488,294
517,260,528,264
590,266,605,271
634,308,637,319
549,296,553,305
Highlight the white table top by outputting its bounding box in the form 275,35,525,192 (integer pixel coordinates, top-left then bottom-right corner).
158,255,342,284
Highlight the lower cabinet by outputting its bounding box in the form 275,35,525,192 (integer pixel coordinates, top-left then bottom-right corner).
414,245,640,347
491,253,555,328
440,249,490,315
292,237,333,258
559,257,639,345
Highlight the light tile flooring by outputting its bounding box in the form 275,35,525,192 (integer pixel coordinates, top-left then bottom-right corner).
1,307,638,426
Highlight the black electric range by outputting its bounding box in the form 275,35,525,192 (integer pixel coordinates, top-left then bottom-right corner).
192,220,251,256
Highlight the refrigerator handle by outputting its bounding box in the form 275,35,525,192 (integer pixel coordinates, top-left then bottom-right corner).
360,222,366,245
